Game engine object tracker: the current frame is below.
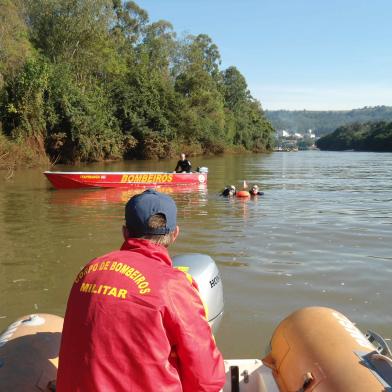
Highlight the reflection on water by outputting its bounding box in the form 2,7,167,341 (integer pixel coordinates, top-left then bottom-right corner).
49,185,208,207
0,151,391,358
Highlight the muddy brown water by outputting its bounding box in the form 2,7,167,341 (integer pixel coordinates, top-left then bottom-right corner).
0,151,391,358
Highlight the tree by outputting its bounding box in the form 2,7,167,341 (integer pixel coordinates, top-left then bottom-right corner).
316,121,392,152
112,0,149,45
0,0,32,83
221,66,249,110
141,20,176,74
173,34,226,152
26,0,122,82
1,58,50,144
220,66,274,150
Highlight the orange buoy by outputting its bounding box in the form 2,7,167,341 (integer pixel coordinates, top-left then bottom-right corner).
236,190,250,198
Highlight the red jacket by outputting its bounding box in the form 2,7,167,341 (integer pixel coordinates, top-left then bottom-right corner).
57,238,225,392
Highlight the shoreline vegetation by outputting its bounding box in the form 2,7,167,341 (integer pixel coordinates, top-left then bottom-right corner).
316,122,392,152
0,0,275,171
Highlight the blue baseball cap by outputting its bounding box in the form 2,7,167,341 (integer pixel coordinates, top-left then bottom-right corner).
125,189,177,235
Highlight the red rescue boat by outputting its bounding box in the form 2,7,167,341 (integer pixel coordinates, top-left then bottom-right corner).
44,168,208,190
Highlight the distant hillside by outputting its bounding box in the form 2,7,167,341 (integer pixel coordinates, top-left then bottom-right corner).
265,106,392,136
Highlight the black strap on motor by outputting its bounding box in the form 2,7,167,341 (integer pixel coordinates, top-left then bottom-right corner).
230,365,240,392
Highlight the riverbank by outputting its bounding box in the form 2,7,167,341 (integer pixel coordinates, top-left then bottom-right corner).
0,135,258,174
316,121,392,152
0,134,49,173
1,2,275,171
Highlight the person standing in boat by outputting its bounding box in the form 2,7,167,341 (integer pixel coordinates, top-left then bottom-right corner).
174,152,192,173
57,189,225,392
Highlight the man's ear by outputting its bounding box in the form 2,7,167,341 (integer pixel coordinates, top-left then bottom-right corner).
171,225,180,243
122,225,129,240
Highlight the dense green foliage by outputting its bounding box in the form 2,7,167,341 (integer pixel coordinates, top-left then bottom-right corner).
0,0,274,165
316,122,392,152
266,106,392,136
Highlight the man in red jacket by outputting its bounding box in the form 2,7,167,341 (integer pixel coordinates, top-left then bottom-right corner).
57,189,225,392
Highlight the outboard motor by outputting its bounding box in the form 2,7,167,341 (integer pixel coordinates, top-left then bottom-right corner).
172,254,224,334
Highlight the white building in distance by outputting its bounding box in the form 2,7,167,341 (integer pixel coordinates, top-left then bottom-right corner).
276,129,290,137
307,129,316,138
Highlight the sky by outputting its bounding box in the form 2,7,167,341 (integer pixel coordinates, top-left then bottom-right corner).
136,0,392,111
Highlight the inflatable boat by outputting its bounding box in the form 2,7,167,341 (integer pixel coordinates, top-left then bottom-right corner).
1,255,391,391
44,168,208,189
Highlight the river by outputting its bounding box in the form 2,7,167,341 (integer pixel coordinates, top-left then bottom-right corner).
0,151,391,358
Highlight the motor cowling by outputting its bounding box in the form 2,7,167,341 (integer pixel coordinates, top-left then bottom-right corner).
263,306,389,392
172,253,224,334
0,314,63,391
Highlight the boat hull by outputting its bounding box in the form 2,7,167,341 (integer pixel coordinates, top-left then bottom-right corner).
44,171,207,190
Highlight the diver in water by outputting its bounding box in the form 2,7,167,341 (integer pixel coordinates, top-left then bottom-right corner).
221,185,236,197
249,184,264,196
